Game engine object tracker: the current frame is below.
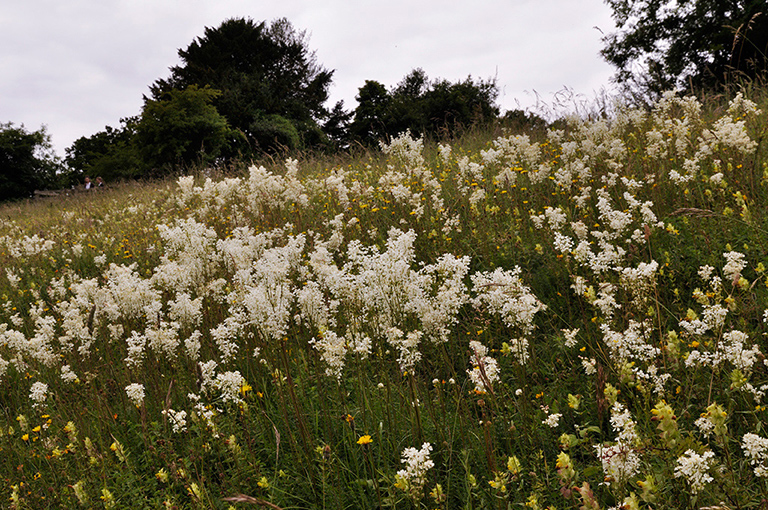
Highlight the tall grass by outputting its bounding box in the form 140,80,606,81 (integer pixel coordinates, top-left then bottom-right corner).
2,86,768,509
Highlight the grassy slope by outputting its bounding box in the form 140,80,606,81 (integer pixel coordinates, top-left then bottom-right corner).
1,87,768,509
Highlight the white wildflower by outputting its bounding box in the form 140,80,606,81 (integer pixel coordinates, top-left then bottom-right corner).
184,330,202,360
467,340,499,393
695,416,715,438
386,328,422,373
471,266,546,334
162,409,188,433
581,357,597,375
309,330,348,381
595,442,641,486
542,413,562,428
125,383,145,407
742,433,768,477
395,442,434,500
723,251,747,283
562,328,580,348
674,449,715,494
60,364,79,383
214,370,245,404
610,402,638,445
29,382,48,407
508,337,529,365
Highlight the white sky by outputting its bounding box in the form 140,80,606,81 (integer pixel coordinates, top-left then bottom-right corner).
1,0,618,157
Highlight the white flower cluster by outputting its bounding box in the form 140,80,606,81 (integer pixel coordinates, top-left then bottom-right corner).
395,442,434,499
742,433,768,477
0,233,56,258
29,381,48,407
595,402,641,486
125,383,145,407
304,228,470,377
214,370,245,404
176,160,309,220
542,412,561,428
595,442,641,487
309,330,348,381
562,328,580,348
722,251,747,284
600,321,659,364
673,449,715,494
162,408,188,433
471,267,546,334
609,402,639,445
467,340,499,393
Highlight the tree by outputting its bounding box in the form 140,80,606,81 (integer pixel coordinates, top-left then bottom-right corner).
323,100,354,150
349,81,393,146
501,109,548,132
420,76,499,133
601,0,768,100
350,69,499,145
0,123,61,201
65,117,143,183
150,17,333,153
136,85,243,171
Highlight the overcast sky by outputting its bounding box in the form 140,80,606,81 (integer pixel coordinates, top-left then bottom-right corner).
1,0,618,157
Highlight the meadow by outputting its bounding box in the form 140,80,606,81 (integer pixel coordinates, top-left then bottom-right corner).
2,87,768,509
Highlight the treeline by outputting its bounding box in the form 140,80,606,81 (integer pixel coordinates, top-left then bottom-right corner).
64,17,512,182
1,18,534,201
3,1,766,200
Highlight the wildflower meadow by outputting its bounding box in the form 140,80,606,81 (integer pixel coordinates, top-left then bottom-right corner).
2,87,768,509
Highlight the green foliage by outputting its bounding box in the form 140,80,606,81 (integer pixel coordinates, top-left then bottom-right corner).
602,0,768,100
151,17,333,154
322,100,354,151
0,123,62,200
64,117,143,183
350,68,499,145
136,85,243,171
5,86,768,509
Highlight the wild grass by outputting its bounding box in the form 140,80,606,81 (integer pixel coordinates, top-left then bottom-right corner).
2,86,768,509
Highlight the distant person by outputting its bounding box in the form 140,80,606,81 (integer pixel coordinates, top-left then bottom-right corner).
84,177,92,190
96,176,105,188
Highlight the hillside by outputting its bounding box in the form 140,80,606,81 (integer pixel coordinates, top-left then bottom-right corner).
1,88,768,509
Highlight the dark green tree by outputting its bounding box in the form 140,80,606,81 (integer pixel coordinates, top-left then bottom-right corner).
0,123,62,201
349,80,393,146
501,109,548,132
150,17,333,153
350,69,499,145
65,117,143,183
420,75,499,134
601,0,768,100
136,85,243,171
323,100,354,150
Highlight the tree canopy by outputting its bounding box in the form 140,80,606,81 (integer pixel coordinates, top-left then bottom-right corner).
61,18,504,184
65,117,142,183
136,85,243,170
602,0,768,99
350,69,499,146
0,123,61,201
150,17,333,153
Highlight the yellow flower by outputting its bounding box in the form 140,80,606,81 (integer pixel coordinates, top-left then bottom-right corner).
357,434,373,445
21,433,29,441
507,455,521,474
156,468,169,483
